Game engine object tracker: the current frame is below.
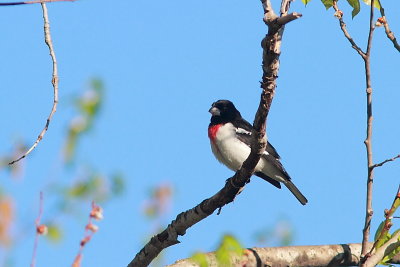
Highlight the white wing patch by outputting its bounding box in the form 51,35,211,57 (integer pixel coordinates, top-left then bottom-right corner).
236,128,251,135
235,127,269,155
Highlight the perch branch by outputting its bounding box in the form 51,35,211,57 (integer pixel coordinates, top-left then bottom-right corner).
127,1,301,266
9,2,59,165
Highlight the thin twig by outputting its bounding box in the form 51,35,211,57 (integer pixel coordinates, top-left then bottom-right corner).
332,1,366,58
361,0,376,261
31,192,45,267
0,0,75,6
378,5,400,52
371,154,400,169
9,2,59,165
72,202,102,267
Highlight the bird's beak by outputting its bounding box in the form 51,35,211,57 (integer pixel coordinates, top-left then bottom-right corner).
209,107,220,116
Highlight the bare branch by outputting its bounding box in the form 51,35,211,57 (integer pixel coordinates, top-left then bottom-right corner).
72,202,103,266
378,5,400,52
361,0,376,260
166,243,400,267
31,192,45,267
127,0,301,265
0,0,75,6
332,1,366,58
9,2,59,165
276,12,302,25
372,154,400,169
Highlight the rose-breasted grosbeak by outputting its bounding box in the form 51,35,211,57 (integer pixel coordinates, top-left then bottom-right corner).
208,100,308,205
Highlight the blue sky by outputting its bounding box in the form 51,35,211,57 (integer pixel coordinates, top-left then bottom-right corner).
0,0,399,266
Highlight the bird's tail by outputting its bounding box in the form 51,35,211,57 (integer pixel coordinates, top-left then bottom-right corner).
283,180,308,205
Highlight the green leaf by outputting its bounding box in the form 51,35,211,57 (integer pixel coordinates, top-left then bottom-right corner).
380,238,400,263
321,0,334,9
346,0,361,18
394,197,400,210
215,235,243,266
190,252,209,267
111,173,125,196
46,224,62,242
362,0,381,10
374,221,386,241
301,0,312,5
376,231,391,250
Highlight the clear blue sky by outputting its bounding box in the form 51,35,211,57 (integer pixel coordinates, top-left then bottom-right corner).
0,0,399,266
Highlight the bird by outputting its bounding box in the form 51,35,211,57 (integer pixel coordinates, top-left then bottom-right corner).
208,99,308,205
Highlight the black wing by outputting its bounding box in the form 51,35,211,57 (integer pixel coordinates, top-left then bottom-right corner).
233,119,290,187
234,119,281,159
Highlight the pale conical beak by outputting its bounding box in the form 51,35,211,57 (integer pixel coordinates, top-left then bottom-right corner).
209,107,220,116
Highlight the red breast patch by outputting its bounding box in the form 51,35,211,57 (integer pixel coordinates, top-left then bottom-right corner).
208,124,222,143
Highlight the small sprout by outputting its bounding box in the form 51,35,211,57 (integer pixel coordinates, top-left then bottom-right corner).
376,17,386,27
85,223,99,233
334,10,343,19
90,203,103,220
37,224,48,235
80,236,91,246
384,209,390,216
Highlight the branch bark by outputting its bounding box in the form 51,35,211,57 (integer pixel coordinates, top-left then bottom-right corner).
378,5,400,52
127,1,301,266
361,0,376,260
9,2,59,165
166,242,400,267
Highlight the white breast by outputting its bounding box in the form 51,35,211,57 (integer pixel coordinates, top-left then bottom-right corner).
211,123,264,171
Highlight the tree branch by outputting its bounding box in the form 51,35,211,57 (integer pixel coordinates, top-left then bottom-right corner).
127,1,301,266
364,231,400,267
166,242,400,267
31,192,45,267
378,4,400,52
0,0,75,6
332,1,366,58
9,2,59,165
361,0,376,260
371,154,400,169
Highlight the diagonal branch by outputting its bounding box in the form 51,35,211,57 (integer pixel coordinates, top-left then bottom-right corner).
127,1,301,266
332,1,366,58
9,2,59,165
378,4,400,52
371,154,400,169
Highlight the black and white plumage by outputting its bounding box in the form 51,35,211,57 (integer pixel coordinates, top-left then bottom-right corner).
208,100,308,205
